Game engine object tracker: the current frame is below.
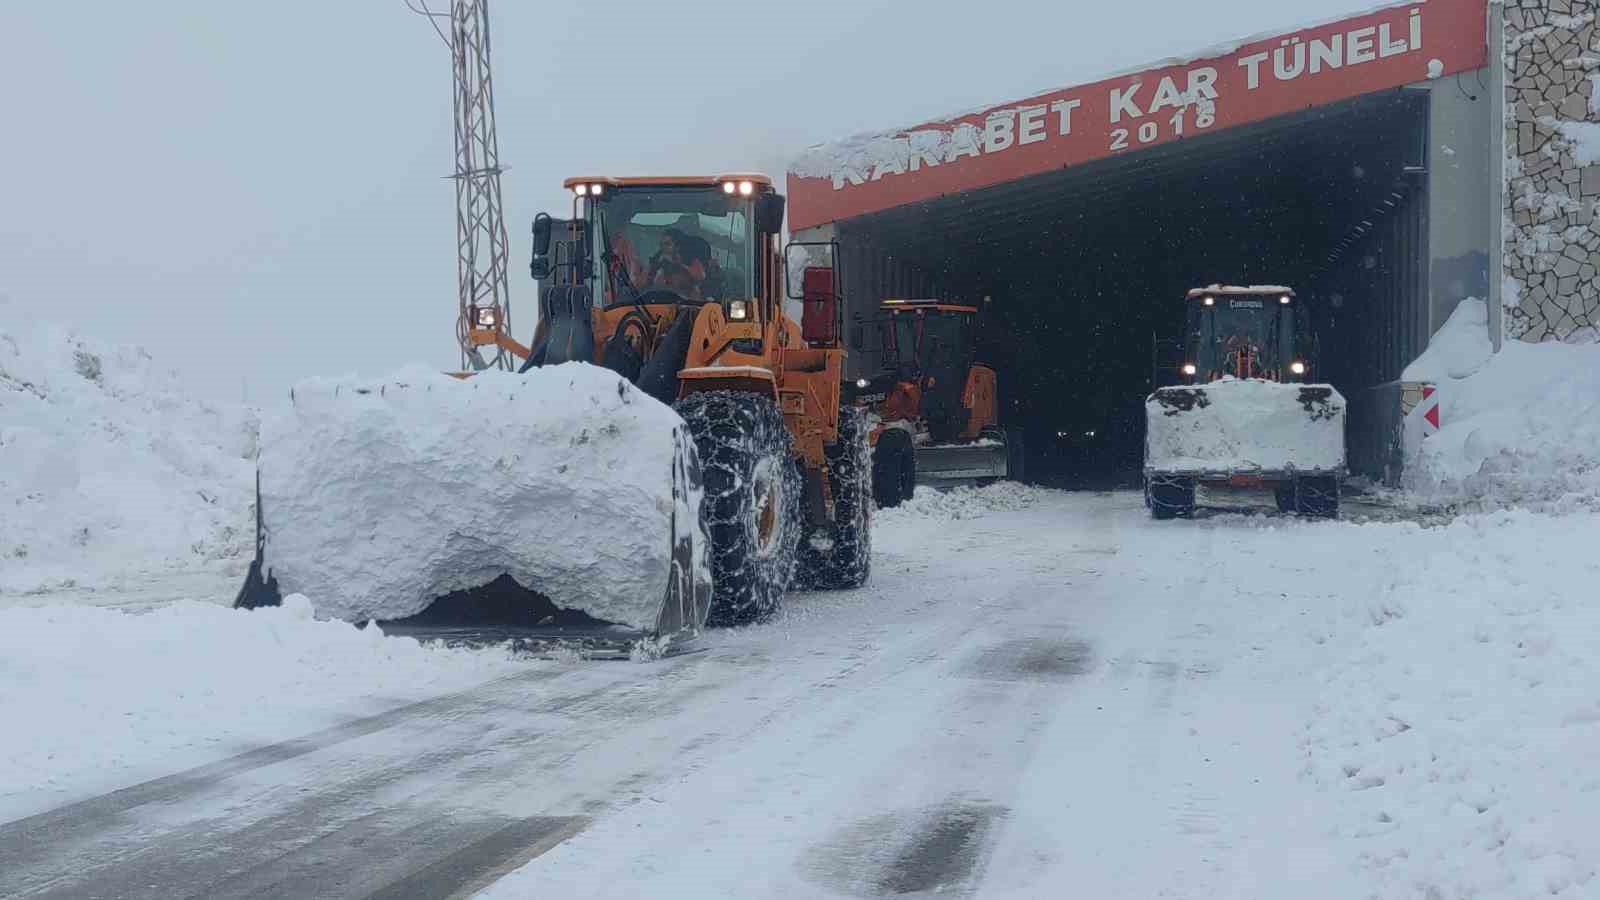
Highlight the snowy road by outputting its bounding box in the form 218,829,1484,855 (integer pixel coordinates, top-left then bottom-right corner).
5,487,1597,898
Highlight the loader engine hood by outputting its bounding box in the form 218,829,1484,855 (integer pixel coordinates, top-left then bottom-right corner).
1145,378,1346,477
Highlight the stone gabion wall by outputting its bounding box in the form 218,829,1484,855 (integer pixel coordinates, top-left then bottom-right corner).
1504,0,1600,343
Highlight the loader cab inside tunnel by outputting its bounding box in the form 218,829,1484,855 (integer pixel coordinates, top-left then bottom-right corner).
825,86,1473,490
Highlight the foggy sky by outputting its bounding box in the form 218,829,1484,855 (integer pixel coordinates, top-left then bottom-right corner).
2,0,1380,403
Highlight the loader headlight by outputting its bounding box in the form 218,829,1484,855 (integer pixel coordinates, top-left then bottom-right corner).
722,181,737,195
1290,361,1306,375
1279,295,1291,305
856,378,869,389
738,180,755,196
1202,296,1215,307
475,307,498,328
728,300,749,321
1182,363,1197,376
573,183,589,197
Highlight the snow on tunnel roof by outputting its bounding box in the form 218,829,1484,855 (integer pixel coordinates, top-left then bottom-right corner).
1186,285,1295,298
785,0,1487,232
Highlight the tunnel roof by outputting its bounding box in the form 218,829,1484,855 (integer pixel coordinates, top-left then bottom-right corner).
787,0,1486,232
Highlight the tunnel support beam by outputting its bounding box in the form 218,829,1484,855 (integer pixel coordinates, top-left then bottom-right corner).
1488,0,1506,350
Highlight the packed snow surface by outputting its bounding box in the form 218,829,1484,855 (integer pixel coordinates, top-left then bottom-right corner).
875,482,1049,523
259,363,703,630
8,484,1600,898
0,316,256,596
0,594,522,822
1145,378,1346,475
1301,508,1600,898
1408,340,1600,510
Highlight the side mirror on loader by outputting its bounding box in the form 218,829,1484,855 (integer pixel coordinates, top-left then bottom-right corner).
755,193,786,234
800,266,838,345
529,213,553,280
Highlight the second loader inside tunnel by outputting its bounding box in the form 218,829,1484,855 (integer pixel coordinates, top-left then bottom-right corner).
236,175,874,656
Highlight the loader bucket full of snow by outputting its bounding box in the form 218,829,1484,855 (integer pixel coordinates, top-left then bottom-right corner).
1144,379,1346,479
235,364,711,656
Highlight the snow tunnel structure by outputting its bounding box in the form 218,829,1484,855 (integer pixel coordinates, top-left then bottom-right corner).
787,0,1495,488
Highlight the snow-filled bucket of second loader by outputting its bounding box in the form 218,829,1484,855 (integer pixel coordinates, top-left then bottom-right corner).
235,363,711,656
1145,378,1346,518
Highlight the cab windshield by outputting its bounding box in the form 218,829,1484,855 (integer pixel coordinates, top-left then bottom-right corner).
589,187,753,309
1188,296,1292,379
886,310,972,373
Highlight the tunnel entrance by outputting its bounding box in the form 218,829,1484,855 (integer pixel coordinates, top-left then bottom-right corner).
831,90,1431,489
785,0,1490,491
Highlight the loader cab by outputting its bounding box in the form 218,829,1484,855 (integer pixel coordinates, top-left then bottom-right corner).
881,301,979,379
1179,286,1310,384
879,301,982,442
534,176,787,326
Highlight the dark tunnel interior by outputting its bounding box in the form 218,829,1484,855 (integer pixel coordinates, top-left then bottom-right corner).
837,89,1432,489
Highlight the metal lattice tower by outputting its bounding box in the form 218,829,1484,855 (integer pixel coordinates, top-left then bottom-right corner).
411,0,514,370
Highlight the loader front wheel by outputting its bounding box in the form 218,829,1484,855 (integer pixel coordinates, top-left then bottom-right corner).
795,406,873,591
675,391,802,626
1147,476,1195,520
1294,476,1341,519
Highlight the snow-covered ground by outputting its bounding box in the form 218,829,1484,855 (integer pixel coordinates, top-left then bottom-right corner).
0,596,523,823
0,314,256,601
6,314,1600,897
5,485,1598,899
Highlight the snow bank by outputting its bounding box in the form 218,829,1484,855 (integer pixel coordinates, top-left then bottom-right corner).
0,318,256,595
1401,298,1492,382
1145,379,1346,475
260,363,704,629
0,595,523,821
876,481,1049,524
1407,341,1600,510
1304,509,1600,897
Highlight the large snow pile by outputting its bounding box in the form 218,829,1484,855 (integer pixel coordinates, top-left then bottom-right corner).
260,363,705,629
1145,379,1346,475
1304,509,1600,897
1407,339,1600,510
876,481,1050,524
0,318,256,595
0,595,524,821
1401,297,1493,382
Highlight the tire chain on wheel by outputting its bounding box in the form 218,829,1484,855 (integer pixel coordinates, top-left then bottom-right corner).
794,406,873,591
1147,476,1195,520
673,390,802,626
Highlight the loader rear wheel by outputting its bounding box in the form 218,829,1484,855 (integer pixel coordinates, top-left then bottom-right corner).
675,391,802,627
872,430,916,508
1005,426,1026,482
1275,485,1296,513
795,406,873,591
1294,475,1341,519
1147,477,1195,520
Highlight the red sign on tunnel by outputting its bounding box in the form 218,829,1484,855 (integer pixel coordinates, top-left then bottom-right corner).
786,0,1486,231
